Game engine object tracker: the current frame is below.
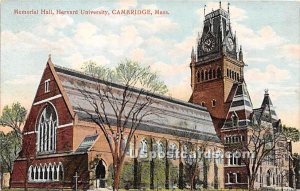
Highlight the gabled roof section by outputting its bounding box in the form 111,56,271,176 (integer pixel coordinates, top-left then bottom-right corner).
223,80,253,128
46,56,75,118
260,90,278,122
75,134,99,153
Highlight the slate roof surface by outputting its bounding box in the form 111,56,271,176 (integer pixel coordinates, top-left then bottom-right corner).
53,65,220,143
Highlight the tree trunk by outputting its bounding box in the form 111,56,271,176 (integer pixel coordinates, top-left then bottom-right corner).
165,159,169,189
203,160,208,189
8,172,12,189
190,178,194,191
179,162,184,189
134,158,139,189
248,176,255,191
150,138,154,189
113,164,123,191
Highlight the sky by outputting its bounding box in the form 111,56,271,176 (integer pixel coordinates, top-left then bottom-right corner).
1,0,300,150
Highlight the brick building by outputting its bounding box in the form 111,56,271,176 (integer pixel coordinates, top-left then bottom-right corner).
11,58,224,189
189,5,292,190
10,4,293,191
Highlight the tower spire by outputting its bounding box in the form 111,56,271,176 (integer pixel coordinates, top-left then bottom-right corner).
219,1,222,9
227,2,230,14
239,45,243,62
191,46,195,59
204,5,206,17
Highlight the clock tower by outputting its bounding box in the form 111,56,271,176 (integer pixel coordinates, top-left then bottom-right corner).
189,4,245,136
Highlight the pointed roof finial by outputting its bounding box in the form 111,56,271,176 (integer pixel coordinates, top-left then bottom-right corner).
228,2,230,14
240,45,242,51
204,5,206,17
219,1,222,9
264,89,269,95
48,54,52,63
191,46,195,58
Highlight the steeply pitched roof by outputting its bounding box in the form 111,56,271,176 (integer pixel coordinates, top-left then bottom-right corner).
260,90,278,122
52,64,220,143
223,81,253,128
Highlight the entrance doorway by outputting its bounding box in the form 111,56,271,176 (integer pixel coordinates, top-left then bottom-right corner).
96,160,106,188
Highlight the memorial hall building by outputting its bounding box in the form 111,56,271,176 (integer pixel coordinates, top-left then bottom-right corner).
11,4,293,190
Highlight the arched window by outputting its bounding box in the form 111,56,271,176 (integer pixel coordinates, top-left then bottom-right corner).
217,68,222,78
201,102,205,107
37,105,58,153
205,71,208,80
157,141,164,158
29,165,34,181
201,71,204,81
234,72,237,81
227,69,229,77
212,69,216,78
49,164,53,180
39,165,43,180
34,166,38,180
232,112,239,127
231,71,234,79
237,73,240,81
58,162,64,181
168,143,177,160
196,71,200,82
43,164,48,180
139,139,148,158
208,69,212,79
229,70,232,78
53,164,58,180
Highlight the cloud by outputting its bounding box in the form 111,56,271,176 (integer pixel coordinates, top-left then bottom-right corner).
246,64,290,82
130,48,145,61
118,0,137,9
280,43,300,60
233,24,286,50
150,61,188,77
168,77,192,101
4,74,40,85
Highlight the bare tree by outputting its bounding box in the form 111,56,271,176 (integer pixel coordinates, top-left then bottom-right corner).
233,123,287,190
78,59,167,190
182,140,209,191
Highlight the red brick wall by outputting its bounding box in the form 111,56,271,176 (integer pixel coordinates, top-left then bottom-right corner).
21,63,74,157
11,154,89,189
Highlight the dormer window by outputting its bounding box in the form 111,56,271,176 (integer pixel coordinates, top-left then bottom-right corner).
45,79,50,93
201,102,205,107
231,112,239,127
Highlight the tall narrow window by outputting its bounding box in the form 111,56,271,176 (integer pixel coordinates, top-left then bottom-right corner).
212,69,216,78
196,71,201,82
208,69,212,79
168,143,177,160
212,99,216,107
37,105,58,153
45,79,50,93
217,68,222,78
139,139,148,158
201,71,204,81
157,141,164,158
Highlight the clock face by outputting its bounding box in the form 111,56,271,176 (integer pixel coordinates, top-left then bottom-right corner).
227,37,234,51
202,37,215,53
